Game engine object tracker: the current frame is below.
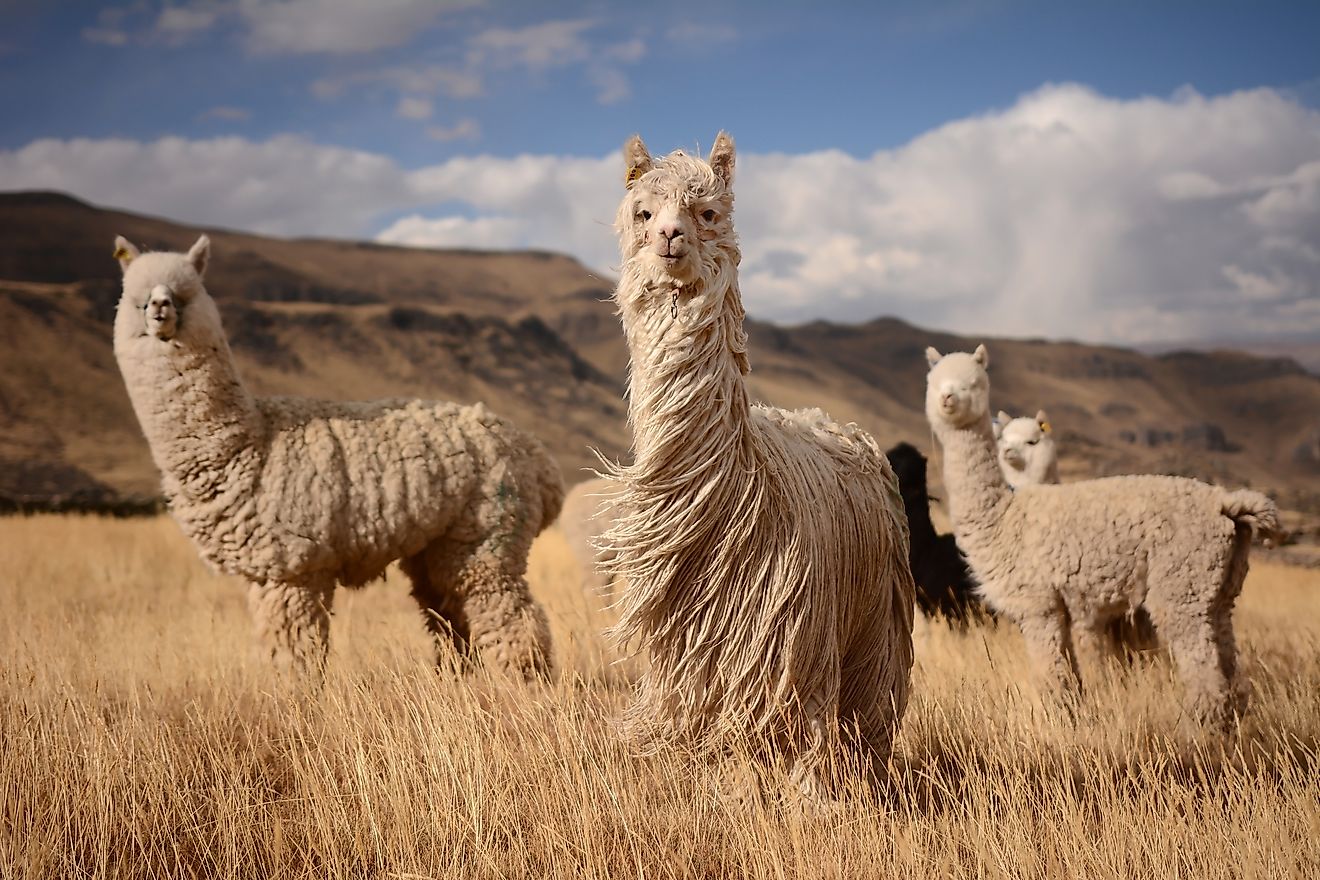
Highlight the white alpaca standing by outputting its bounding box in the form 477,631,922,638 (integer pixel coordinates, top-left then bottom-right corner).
925,345,1280,730
111,235,562,679
600,133,915,789
994,410,1059,489
559,476,620,596
995,408,1158,657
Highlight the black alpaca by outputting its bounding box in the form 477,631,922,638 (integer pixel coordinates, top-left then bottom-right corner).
887,442,985,626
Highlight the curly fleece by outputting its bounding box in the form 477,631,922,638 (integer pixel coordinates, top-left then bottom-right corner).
112,235,562,679
925,345,1281,731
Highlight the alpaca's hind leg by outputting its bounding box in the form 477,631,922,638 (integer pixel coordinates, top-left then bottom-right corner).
1214,532,1253,717
413,538,551,681
1017,606,1083,712
1146,596,1233,732
401,550,472,668
247,577,334,678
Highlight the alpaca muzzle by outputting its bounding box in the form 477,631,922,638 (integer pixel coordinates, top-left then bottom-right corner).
1002,447,1026,470
145,285,178,340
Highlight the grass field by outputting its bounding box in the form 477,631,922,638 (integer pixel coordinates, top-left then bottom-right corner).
1,514,1317,878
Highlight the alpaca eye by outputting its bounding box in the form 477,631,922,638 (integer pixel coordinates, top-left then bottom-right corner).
702,209,717,222
1027,438,1039,445
640,210,652,221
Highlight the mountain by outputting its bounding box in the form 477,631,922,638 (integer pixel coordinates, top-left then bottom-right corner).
2,191,1317,541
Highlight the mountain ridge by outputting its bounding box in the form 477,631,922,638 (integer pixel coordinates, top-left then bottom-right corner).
2,191,1316,538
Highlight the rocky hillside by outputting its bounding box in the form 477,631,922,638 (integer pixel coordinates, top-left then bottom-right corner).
2,191,1317,549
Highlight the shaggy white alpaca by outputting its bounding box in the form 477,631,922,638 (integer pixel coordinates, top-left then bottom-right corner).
600,133,915,790
112,235,561,679
560,476,620,596
925,345,1280,730
994,410,1059,490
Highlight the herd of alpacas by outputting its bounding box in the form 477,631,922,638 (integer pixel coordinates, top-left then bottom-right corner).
110,131,1282,799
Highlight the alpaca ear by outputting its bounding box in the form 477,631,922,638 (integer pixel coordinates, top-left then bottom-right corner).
624,135,651,189
1036,410,1051,433
973,344,989,368
997,410,1012,425
992,415,1005,439
924,346,942,367
708,131,735,185
113,235,140,271
187,235,210,276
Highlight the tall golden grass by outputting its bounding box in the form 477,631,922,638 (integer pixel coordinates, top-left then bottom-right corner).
1,514,1317,878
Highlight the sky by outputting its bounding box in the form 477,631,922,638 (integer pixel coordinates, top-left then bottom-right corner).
1,0,1318,346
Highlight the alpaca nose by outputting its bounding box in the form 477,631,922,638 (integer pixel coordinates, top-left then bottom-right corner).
1003,448,1026,469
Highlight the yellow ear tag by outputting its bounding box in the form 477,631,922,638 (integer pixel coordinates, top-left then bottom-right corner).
625,166,643,188
113,246,131,261
1040,421,1051,434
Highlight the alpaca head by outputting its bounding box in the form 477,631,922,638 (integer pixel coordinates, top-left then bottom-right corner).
924,345,991,431
615,132,738,291
113,235,221,348
993,410,1057,486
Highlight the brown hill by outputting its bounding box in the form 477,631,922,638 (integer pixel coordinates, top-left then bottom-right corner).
2,191,1317,542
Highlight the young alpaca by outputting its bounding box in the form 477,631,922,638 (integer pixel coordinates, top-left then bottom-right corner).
885,442,982,625
112,235,561,679
924,345,1280,730
600,133,915,792
994,410,1058,490
995,410,1158,658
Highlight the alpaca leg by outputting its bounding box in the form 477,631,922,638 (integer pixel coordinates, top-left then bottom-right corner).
1017,608,1083,710
1214,533,1252,718
1160,614,1233,732
1073,618,1121,670
414,538,551,681
401,550,472,668
246,577,334,678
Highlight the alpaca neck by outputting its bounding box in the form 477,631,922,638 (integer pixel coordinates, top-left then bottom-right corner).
119,324,259,500
617,262,751,490
935,416,1012,545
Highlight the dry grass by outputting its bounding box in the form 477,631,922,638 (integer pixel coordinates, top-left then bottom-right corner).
1,514,1317,878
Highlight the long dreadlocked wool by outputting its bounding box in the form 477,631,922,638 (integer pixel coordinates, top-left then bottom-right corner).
600,133,915,786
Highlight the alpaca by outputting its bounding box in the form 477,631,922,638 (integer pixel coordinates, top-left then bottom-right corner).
924,345,1281,730
599,133,915,791
994,410,1158,658
993,410,1058,490
560,476,620,596
111,235,561,679
885,442,982,625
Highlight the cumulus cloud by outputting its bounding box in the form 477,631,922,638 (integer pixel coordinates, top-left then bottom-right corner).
3,84,1317,344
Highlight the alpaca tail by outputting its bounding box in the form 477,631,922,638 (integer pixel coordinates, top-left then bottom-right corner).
1220,489,1284,545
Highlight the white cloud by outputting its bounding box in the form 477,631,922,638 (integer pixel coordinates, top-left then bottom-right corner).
237,0,471,54
4,84,1317,345
0,135,418,237
395,96,433,121
425,118,480,142
376,214,526,250
82,0,473,53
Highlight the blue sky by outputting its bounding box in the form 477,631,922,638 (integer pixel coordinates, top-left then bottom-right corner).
1,1,1318,344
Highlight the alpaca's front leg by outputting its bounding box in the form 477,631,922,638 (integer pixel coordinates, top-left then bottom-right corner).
246,577,335,679
1017,607,1083,714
